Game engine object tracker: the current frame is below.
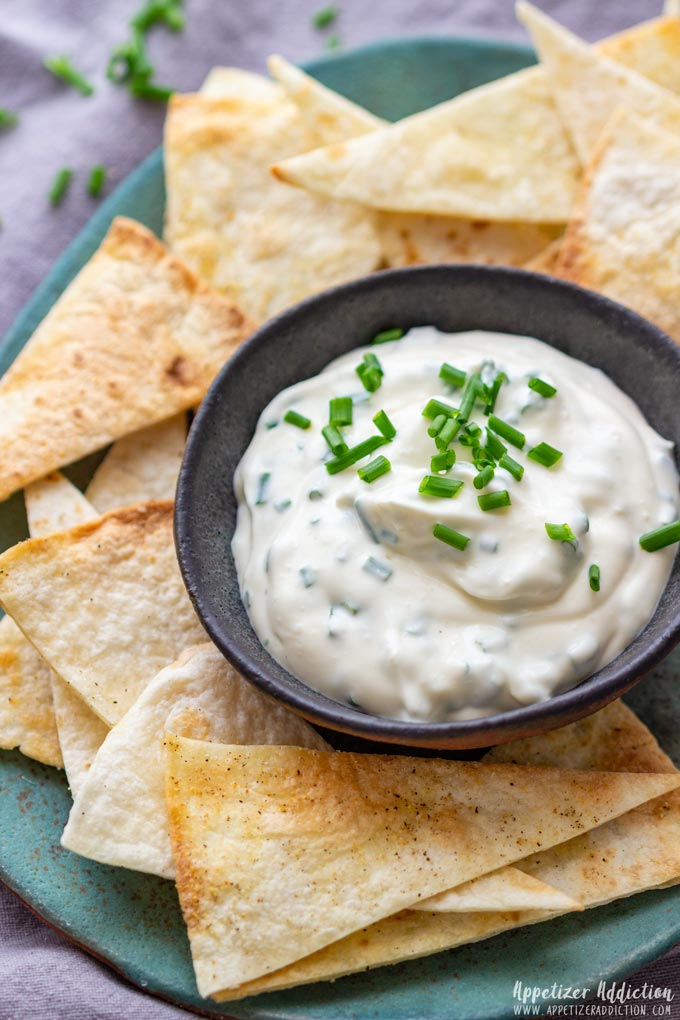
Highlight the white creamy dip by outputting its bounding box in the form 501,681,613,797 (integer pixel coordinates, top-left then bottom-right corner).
232,328,678,722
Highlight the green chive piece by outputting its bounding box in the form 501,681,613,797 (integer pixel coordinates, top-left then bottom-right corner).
107,30,152,84
0,109,18,130
435,416,461,450
44,55,95,96
488,414,526,450
422,398,457,420
498,453,524,481
458,371,482,423
474,465,495,490
419,475,463,499
427,413,447,439
255,472,271,506
326,34,341,49
439,362,467,388
326,435,389,475
300,566,317,588
373,327,404,344
284,409,312,430
373,409,396,439
433,522,470,551
87,165,107,197
322,424,348,455
312,5,338,28
362,352,383,375
329,396,352,427
545,522,577,543
358,455,391,484
431,449,456,473
485,429,507,461
49,168,73,206
639,519,680,552
363,556,393,582
529,377,557,398
130,79,174,101
356,362,381,393
458,422,482,447
472,447,494,470
484,372,508,415
528,442,563,468
589,564,601,592
132,0,185,32
478,490,511,512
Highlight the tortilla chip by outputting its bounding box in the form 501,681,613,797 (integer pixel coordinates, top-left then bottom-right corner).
62,643,329,878
600,16,680,93
200,67,283,102
0,500,205,725
555,111,680,342
166,737,678,997
163,92,381,323
0,217,252,504
85,414,187,513
524,237,563,274
517,3,680,164
50,674,109,797
24,471,95,537
415,865,581,913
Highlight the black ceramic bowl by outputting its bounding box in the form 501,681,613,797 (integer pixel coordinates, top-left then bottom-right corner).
175,265,680,750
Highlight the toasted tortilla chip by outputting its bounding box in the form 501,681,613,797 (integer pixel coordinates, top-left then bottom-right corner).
518,3,680,164
415,865,580,913
24,472,95,537
0,500,205,725
166,737,678,997
163,92,381,323
0,217,252,504
600,16,680,93
62,643,329,877
50,674,109,797
555,111,680,341
200,67,283,102
524,237,563,274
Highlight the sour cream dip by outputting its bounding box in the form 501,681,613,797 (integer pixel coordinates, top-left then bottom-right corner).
232,327,678,722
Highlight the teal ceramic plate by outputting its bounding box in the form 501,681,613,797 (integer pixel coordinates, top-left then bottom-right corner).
1,36,679,1020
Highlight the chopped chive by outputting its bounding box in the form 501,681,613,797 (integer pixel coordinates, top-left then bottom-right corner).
474,465,495,490
422,397,457,420
458,422,482,447
358,455,391,484
0,109,18,130
484,372,508,415
87,165,107,197
284,409,312,430
308,489,324,501
325,435,389,475
255,472,271,506
49,168,73,206
458,371,482,423
322,424,348,455
326,33,341,49
488,415,525,450
274,499,291,513
373,409,396,439
427,413,447,439
312,5,338,28
588,564,601,592
363,556,393,582
132,0,185,32
439,362,467,388
478,490,511,512
44,55,95,96
431,449,456,473
498,453,524,481
329,396,352,427
529,377,557,398
362,352,383,375
485,429,507,461
107,31,152,84
545,522,577,543
299,567,317,588
639,519,680,552
419,475,463,499
265,420,279,430
435,416,460,450
130,79,174,101
472,447,494,470
528,442,562,468
341,599,360,615
373,326,404,344
356,362,381,393
433,522,470,551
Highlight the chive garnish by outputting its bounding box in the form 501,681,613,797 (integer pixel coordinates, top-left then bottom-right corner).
484,372,508,415
87,165,107,197
363,556,393,582
439,363,467,388
433,522,470,551
474,465,495,490
422,398,457,420
373,409,396,439
419,475,463,498
44,55,95,96
639,520,680,552
529,377,557,398
488,415,525,450
308,489,324,501
49,168,73,206
373,327,404,344
458,371,482,423
427,413,447,439
326,33,341,49
130,80,174,100
255,472,271,505
107,31,152,84
478,490,511,511
284,409,312,429
485,429,507,461
589,564,601,592
274,499,291,513
472,448,494,470
329,396,352,427
435,416,460,450
545,522,577,543
299,567,317,588
458,422,482,447
358,455,391,484
312,5,339,28
431,449,456,473
322,424,348,455
132,0,185,32
356,362,382,393
498,453,524,481
0,109,18,130
528,442,563,468
325,435,390,475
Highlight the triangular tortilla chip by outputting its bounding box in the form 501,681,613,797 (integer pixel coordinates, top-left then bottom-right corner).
0,217,252,504
414,865,580,913
163,91,381,323
166,737,678,997
524,236,563,274
555,111,680,342
600,15,680,92
62,643,329,877
24,471,95,536
518,3,680,164
200,67,284,102
0,500,205,725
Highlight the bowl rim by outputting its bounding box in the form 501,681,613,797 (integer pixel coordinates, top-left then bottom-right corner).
175,263,680,748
